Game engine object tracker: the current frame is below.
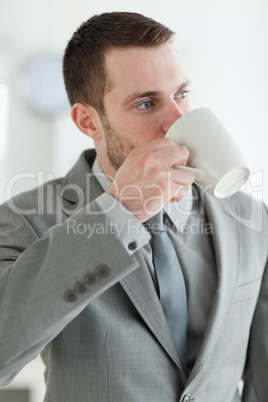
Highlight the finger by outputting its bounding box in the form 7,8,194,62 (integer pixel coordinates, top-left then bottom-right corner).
139,144,190,171
129,138,174,157
171,184,191,202
171,167,195,186
167,145,190,168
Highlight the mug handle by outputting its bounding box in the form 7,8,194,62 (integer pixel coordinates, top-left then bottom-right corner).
173,165,205,182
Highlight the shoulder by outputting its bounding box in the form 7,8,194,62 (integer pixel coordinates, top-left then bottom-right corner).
200,184,268,239
1,177,66,237
229,190,268,229
1,149,98,236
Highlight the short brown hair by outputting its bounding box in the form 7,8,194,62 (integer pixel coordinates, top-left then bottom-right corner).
63,12,175,116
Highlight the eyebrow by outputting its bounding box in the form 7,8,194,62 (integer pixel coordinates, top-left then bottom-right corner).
122,80,191,106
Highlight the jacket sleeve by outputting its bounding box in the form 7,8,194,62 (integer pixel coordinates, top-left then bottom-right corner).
0,199,141,385
242,238,268,400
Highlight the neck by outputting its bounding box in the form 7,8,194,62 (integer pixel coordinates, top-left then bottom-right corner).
95,147,117,181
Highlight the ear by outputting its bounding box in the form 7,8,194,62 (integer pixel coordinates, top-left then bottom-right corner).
71,103,102,140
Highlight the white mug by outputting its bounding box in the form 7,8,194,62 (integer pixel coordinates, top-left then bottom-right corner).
165,107,250,198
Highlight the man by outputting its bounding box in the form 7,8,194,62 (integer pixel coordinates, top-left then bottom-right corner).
0,11,267,402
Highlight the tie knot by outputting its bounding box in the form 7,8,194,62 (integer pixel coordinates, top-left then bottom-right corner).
144,211,165,234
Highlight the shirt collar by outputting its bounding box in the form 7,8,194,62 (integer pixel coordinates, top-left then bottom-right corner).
92,157,113,192
92,156,194,233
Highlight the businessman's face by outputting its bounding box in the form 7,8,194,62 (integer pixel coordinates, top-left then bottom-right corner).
98,43,192,176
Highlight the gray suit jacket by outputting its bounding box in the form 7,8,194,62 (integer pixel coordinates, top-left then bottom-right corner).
0,149,267,402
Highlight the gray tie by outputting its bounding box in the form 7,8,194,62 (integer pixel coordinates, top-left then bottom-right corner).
145,211,188,371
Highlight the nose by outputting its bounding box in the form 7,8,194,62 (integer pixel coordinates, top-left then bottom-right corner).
162,103,184,134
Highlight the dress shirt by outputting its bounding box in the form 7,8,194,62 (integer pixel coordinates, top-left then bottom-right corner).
92,157,217,373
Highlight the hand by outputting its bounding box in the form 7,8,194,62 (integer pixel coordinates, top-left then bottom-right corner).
107,138,195,222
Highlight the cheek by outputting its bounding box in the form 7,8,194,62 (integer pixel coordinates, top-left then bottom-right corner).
109,114,161,145
129,119,162,145
182,98,193,114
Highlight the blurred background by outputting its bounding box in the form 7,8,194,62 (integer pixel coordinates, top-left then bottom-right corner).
0,0,267,400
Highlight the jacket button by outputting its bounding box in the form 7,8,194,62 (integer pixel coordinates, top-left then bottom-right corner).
74,281,87,294
128,241,137,251
182,395,192,402
64,290,77,302
95,264,110,278
84,272,100,285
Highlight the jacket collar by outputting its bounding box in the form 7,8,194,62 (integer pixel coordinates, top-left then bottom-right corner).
61,149,103,215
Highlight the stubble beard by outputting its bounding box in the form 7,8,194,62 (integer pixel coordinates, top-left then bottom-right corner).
101,115,136,171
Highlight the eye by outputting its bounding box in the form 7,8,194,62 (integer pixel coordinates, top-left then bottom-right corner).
136,100,153,110
175,90,190,100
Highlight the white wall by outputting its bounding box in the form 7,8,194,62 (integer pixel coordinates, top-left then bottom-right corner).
0,0,268,400
1,0,268,203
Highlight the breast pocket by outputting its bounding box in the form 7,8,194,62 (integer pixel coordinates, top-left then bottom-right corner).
234,276,262,304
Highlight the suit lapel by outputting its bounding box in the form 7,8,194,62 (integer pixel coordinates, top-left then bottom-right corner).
120,249,183,370
186,189,241,384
